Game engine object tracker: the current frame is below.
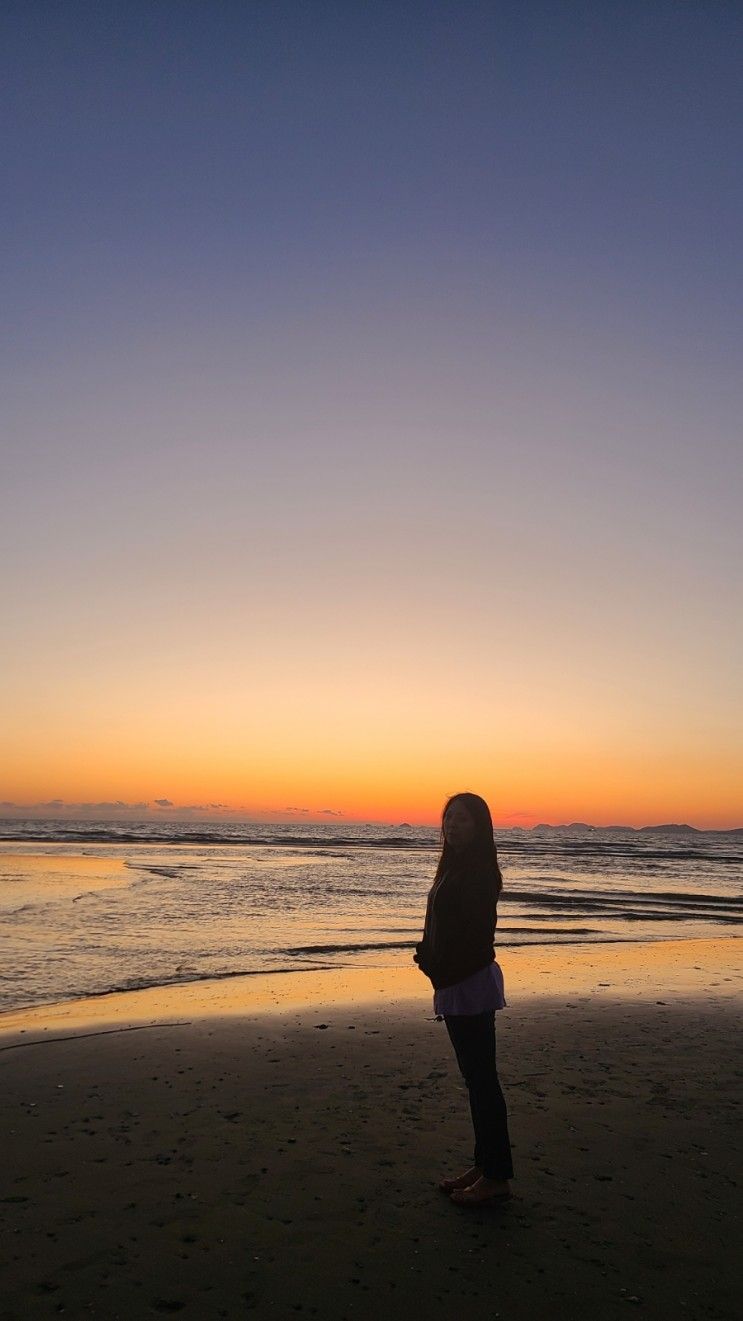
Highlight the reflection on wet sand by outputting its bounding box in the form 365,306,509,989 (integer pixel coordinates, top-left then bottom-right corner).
1,936,740,1044
0,853,128,911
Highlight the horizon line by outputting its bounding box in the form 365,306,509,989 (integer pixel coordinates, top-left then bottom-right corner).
0,811,741,834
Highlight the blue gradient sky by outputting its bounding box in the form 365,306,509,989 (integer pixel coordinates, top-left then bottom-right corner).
3,2,742,825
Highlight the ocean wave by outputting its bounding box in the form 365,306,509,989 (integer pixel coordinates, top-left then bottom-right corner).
285,939,417,956
500,839,743,865
2,825,740,870
507,887,742,912
127,865,195,881
0,827,436,849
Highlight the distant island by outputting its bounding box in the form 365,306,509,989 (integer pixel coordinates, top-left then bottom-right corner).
639,823,700,834
531,822,595,833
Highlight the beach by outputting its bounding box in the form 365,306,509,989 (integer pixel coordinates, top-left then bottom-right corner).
4,2,742,1317
1,938,740,1320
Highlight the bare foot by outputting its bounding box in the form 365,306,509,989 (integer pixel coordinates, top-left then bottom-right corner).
438,1165,481,1193
450,1175,511,1205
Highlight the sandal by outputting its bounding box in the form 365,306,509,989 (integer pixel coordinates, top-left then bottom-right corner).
438,1166,481,1194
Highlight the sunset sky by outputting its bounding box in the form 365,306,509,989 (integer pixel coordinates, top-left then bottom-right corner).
3,2,741,828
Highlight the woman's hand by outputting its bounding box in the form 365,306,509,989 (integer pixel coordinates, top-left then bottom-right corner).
414,940,432,976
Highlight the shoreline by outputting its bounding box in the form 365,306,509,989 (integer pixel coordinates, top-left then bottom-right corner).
2,936,740,1045
4,847,740,1026
4,929,740,1029
1,937,740,1318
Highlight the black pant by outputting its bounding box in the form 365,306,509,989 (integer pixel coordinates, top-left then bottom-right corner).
445,1010,514,1181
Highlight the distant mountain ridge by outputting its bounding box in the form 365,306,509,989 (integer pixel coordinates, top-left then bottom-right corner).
529,822,742,836
531,822,595,833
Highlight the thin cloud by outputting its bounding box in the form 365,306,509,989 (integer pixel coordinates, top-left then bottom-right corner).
27,800,150,814
80,801,129,810
154,798,174,808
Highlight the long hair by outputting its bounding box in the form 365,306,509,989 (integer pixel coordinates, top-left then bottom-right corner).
434,791,503,898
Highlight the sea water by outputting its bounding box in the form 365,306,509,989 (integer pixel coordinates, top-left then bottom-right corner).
0,820,740,1013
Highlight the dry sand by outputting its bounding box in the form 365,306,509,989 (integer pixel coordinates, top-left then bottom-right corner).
1,939,740,1320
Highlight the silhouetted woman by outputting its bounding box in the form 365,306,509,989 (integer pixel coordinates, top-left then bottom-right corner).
414,792,513,1204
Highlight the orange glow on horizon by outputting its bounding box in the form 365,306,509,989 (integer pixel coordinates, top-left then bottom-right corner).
2,755,740,833
3,653,741,831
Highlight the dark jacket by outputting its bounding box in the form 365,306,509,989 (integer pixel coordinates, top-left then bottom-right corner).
414,857,498,990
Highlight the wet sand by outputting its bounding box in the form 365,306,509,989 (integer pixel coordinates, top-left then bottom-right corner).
1,939,741,1320
0,853,130,913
